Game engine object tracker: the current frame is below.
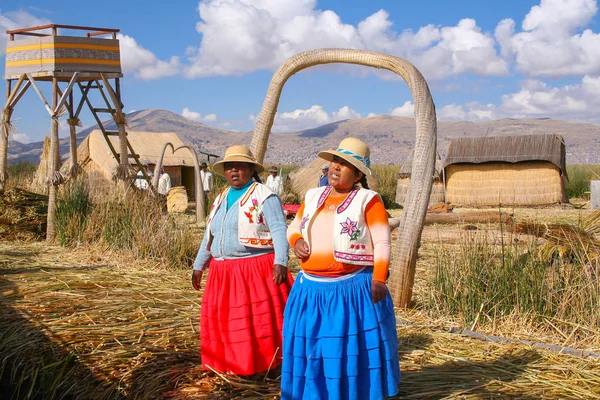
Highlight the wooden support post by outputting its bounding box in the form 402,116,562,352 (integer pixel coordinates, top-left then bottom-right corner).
175,145,206,225
0,80,12,191
46,77,60,241
100,74,132,184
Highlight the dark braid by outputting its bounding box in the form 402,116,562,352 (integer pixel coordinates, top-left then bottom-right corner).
358,174,369,189
252,171,262,183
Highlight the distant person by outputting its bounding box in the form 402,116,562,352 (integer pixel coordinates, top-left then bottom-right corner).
200,162,213,198
158,167,171,197
266,166,283,195
318,164,329,187
135,163,152,191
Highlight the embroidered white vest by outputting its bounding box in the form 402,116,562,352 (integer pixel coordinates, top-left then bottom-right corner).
207,182,275,248
300,186,378,265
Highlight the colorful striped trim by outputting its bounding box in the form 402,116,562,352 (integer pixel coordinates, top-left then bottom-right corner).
6,58,121,67
239,237,273,246
300,266,366,282
239,182,258,207
316,186,332,209
337,187,359,214
336,147,371,168
334,250,374,263
7,43,120,52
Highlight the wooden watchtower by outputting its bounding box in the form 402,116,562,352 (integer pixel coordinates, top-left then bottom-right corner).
1,24,152,239
2,24,151,182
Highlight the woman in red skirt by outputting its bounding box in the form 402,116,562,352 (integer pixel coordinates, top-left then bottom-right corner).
191,145,293,375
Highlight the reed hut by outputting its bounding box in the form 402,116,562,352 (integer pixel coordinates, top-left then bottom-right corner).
288,157,379,201
443,134,567,206
61,130,197,199
396,149,444,207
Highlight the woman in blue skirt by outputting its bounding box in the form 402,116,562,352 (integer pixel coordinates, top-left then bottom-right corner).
282,138,400,399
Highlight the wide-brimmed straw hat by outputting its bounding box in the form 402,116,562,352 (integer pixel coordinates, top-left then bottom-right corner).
269,166,278,173
318,137,372,177
212,145,264,176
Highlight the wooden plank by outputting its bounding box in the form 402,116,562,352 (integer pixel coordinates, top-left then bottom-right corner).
92,108,115,113
9,82,31,109
6,24,119,35
4,74,26,108
99,74,122,113
74,81,92,118
26,74,53,116
55,72,79,114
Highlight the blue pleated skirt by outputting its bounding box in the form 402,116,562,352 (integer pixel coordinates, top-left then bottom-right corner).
281,268,400,400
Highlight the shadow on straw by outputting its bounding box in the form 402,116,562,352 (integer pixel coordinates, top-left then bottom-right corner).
0,277,125,399
395,348,541,399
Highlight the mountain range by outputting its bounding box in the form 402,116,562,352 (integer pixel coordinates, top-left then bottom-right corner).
7,109,600,165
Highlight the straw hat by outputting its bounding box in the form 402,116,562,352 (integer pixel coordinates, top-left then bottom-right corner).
269,166,278,173
318,137,372,177
212,145,264,176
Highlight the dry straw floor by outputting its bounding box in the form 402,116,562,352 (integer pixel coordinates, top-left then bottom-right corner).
1,240,600,399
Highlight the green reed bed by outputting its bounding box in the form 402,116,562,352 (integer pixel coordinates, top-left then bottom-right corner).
54,177,200,269
565,164,600,199
429,219,600,344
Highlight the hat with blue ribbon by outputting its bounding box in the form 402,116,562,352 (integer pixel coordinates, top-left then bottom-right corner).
318,137,372,177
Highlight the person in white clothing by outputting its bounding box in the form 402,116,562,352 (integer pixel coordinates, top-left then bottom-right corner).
158,167,171,196
266,166,283,195
135,163,152,191
200,162,213,198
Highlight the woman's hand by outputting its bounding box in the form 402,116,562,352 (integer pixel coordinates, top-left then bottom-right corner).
371,280,388,304
293,238,310,261
273,264,288,285
192,270,204,291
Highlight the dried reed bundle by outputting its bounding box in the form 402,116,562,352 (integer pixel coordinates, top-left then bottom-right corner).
2,242,600,399
515,210,600,263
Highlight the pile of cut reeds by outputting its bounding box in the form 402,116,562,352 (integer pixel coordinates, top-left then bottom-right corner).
2,242,600,399
0,187,47,240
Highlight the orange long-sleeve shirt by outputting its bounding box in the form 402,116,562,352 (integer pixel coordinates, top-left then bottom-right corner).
287,192,391,283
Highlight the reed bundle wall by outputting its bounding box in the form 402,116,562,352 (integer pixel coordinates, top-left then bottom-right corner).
445,161,566,206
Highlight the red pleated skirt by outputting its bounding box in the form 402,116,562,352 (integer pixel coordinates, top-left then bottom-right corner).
200,252,294,375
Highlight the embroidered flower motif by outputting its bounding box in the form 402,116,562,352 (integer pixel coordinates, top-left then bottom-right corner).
246,200,265,225
340,218,359,239
299,215,310,230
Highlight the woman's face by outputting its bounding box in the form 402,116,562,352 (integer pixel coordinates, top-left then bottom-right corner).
328,155,363,191
224,162,254,188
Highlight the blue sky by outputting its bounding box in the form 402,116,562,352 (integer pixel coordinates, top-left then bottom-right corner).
2,0,600,143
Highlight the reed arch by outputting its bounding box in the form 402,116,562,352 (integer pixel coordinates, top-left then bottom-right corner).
250,48,437,307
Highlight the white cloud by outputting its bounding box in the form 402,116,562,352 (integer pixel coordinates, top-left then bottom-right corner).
118,34,180,80
498,77,597,120
259,104,361,132
366,112,378,118
436,74,600,124
390,101,414,117
184,0,507,80
9,132,31,144
0,11,51,56
498,0,600,77
182,107,219,123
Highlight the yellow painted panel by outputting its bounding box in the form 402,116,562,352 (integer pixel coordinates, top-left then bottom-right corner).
6,58,121,67
7,43,119,52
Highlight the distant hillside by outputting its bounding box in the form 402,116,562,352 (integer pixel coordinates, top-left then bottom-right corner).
7,109,600,165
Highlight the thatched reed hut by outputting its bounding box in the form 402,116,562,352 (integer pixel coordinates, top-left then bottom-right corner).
396,149,445,207
288,157,379,201
61,130,197,199
443,134,567,206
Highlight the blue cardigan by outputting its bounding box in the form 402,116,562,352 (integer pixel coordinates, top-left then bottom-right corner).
193,188,289,270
